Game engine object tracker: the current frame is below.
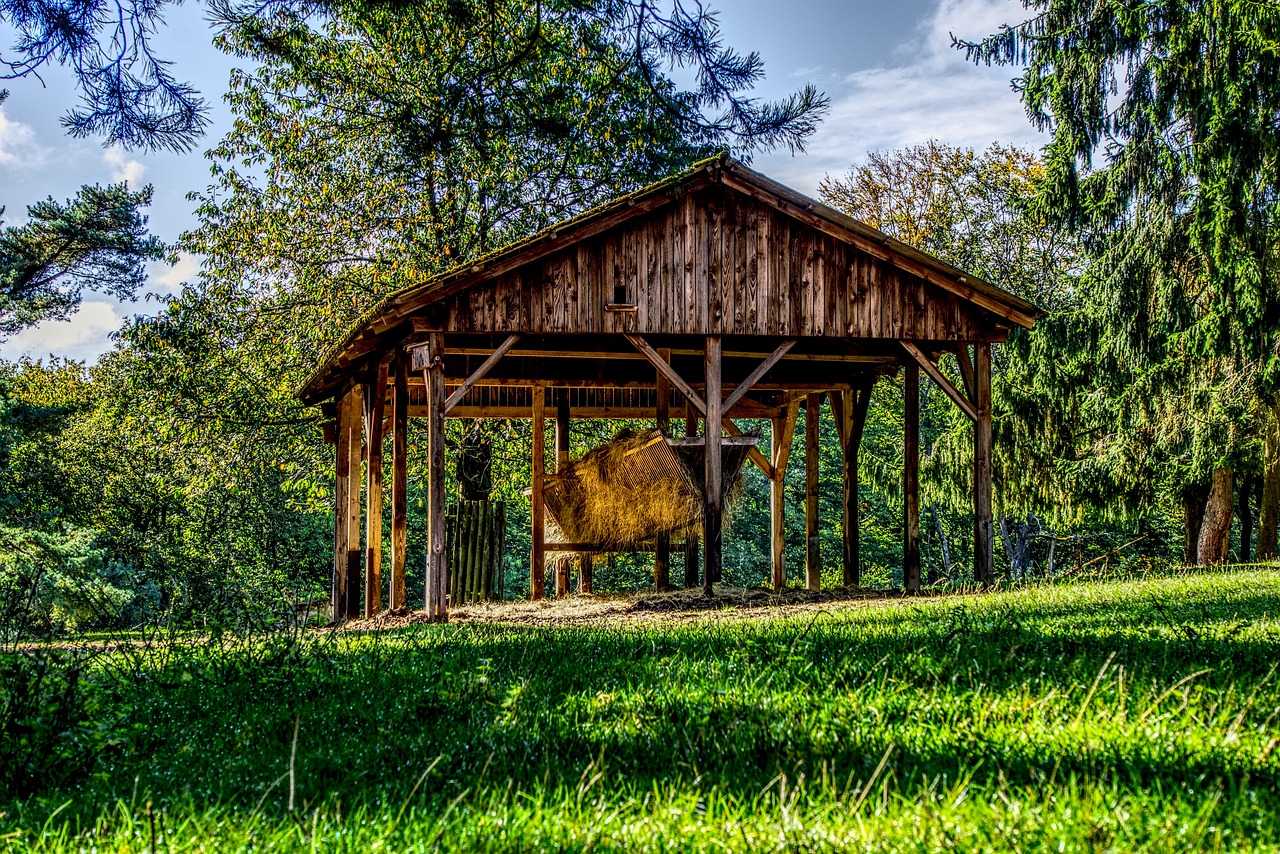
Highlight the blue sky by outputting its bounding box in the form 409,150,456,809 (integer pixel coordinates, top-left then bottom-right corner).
0,0,1042,363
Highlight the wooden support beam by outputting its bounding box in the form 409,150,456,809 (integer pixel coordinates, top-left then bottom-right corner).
579,555,594,593
363,359,389,617
974,343,994,588
703,336,723,596
956,344,976,402
531,389,547,600
443,333,521,414
904,362,921,593
655,348,672,591
390,353,408,609
625,333,708,415
902,341,977,421
426,403,781,420
424,333,448,622
770,399,800,592
840,383,874,587
722,418,773,479
443,346,896,365
408,374,850,394
805,393,821,592
722,339,797,412
829,390,849,449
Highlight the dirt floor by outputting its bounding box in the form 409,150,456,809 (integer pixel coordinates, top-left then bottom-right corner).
337,585,917,631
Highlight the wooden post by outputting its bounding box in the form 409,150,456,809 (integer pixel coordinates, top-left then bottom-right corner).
554,394,570,598
770,400,800,592
363,360,389,617
390,353,409,609
531,388,546,600
805,393,821,591
840,384,873,587
579,554,593,594
654,347,672,590
555,557,571,597
904,362,921,593
343,384,364,619
424,332,448,621
683,408,700,588
703,336,722,596
974,343,994,587
332,386,354,622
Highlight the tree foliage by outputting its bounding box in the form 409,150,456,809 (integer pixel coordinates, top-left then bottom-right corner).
1,0,826,151
0,182,164,338
959,0,1280,561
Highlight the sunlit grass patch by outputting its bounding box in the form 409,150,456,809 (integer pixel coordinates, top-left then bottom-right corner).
3,567,1279,851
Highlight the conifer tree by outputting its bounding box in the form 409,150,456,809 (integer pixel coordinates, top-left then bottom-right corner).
960,0,1280,563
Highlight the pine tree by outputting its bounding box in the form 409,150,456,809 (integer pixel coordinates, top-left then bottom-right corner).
959,0,1280,563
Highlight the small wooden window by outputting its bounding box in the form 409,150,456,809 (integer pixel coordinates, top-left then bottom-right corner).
607,282,635,310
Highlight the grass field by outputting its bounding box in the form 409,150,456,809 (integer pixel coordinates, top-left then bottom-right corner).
4,568,1280,851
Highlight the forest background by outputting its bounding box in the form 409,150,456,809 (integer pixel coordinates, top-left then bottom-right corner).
1,0,1277,638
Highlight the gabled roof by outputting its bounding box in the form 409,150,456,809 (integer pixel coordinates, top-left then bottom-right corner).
299,153,1043,403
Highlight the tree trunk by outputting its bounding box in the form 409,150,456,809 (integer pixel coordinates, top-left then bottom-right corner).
1183,484,1209,566
929,505,950,584
1197,467,1234,566
1237,475,1257,563
1259,398,1280,561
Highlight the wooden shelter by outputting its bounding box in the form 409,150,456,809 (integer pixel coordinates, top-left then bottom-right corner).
300,154,1043,622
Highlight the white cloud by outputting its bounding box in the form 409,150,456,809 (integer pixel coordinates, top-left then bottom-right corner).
0,301,123,364
103,146,147,187
0,107,47,171
754,0,1042,195
149,253,199,294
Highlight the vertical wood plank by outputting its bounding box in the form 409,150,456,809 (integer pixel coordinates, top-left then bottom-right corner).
745,200,760,333
579,555,594,594
758,205,772,334
425,333,448,621
684,196,697,335
531,388,547,600
703,336,723,595
363,359,389,617
904,362,921,593
805,393,821,591
974,343,994,587
390,353,409,609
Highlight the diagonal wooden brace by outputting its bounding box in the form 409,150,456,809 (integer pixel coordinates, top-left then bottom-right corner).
721,339,796,413
625,333,708,415
901,341,977,421
443,334,521,414
722,418,774,480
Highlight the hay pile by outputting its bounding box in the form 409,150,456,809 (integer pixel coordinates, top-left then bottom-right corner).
542,428,756,551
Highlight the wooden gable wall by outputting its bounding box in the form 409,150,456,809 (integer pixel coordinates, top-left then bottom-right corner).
440,185,1004,341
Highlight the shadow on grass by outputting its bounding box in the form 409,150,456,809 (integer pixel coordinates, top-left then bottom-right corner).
12,572,1280,826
